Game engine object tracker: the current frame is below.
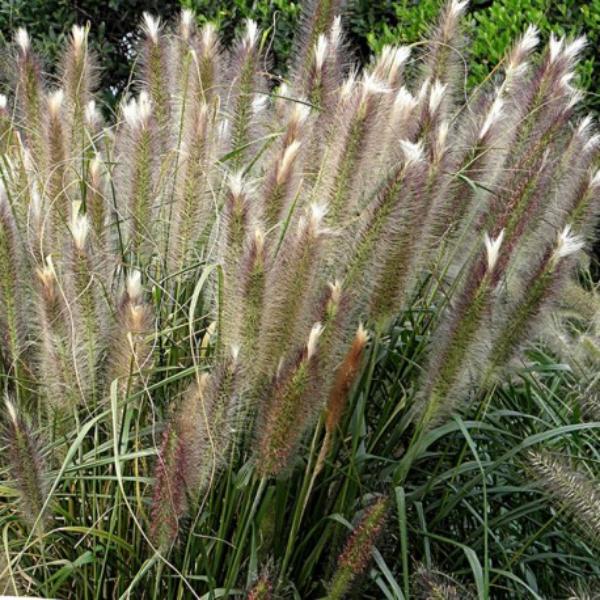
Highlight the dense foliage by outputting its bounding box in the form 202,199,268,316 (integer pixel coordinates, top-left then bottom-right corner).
0,1,599,598
0,0,179,103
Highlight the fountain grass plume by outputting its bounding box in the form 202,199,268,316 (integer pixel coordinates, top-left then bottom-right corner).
2,396,48,533
327,496,388,599
528,451,600,546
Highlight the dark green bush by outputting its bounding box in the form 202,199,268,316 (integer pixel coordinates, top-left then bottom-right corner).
0,0,179,105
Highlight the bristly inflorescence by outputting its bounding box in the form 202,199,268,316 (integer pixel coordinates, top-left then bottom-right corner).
0,0,598,556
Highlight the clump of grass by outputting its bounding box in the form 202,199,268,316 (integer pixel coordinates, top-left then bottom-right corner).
0,1,599,597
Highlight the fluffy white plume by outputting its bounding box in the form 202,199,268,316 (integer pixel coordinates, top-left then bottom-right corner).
85,100,99,126
329,15,343,48
548,34,564,63
554,225,585,260
519,24,540,55
277,140,302,185
314,35,329,72
449,0,469,18
362,73,390,98
252,94,268,115
4,395,18,425
142,13,161,43
393,86,418,116
201,23,217,50
244,19,259,48
15,28,30,53
309,202,327,230
71,25,86,51
71,208,90,250
428,80,447,115
306,322,324,360
484,230,504,272
355,322,369,345
228,171,247,198
126,270,143,301
563,36,586,61
181,9,194,38
48,89,64,117
400,139,424,165
480,96,504,139
122,91,152,129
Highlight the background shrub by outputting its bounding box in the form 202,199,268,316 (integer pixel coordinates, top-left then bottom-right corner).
0,0,179,104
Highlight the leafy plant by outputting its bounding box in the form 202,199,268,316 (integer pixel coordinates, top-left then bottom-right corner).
0,1,599,597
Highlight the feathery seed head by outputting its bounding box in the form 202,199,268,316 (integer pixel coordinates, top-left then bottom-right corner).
549,34,564,63
577,115,594,136
277,140,302,185
228,171,247,199
122,91,152,129
47,89,64,117
434,121,450,159
399,139,424,165
253,227,265,254
340,71,357,100
328,497,388,597
136,90,152,122
307,202,328,235
3,394,48,532
84,99,99,126
231,344,240,363
36,256,56,296
355,322,369,346
314,34,329,72
449,0,469,18
506,25,539,76
4,395,18,425
520,24,540,54
361,72,390,99
70,209,90,251
554,225,585,261
560,71,575,90
180,9,195,39
484,229,504,272
252,94,268,115
480,96,504,139
329,15,343,47
0,94,6,110
328,280,343,306
89,154,102,181
15,28,30,53
428,80,447,114
290,101,311,126
126,269,143,301
584,134,600,153
306,322,324,360
376,45,411,81
244,19,259,49
71,25,86,52
142,13,161,43
590,170,600,189
564,36,587,62
200,22,217,50
566,88,584,110
393,86,417,116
